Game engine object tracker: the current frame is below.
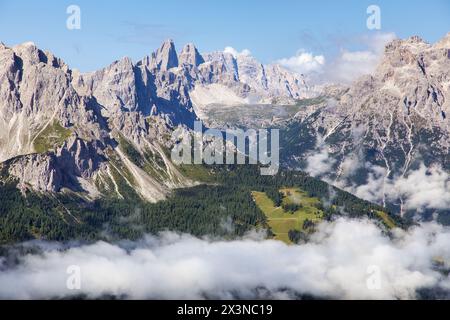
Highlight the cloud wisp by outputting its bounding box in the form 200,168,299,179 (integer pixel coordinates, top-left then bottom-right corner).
276,51,325,75
351,164,450,212
305,137,336,177
277,32,397,84
223,46,252,58
304,140,450,213
1,218,450,300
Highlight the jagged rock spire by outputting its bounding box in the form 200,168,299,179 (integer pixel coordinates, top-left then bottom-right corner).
155,39,178,71
435,32,450,49
178,43,204,67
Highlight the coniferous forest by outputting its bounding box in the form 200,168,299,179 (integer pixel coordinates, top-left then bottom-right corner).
0,165,406,244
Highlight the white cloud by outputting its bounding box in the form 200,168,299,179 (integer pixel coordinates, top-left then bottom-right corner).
276,32,397,84
352,164,389,204
224,46,251,58
326,32,397,84
390,164,450,211
306,148,335,177
276,51,326,75
363,32,398,53
305,137,336,178
304,134,449,212
339,154,364,179
328,50,379,83
341,163,450,212
1,219,450,299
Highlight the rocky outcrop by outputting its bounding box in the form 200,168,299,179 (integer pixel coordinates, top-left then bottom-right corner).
154,39,179,71
0,40,194,201
199,50,313,102
5,34,447,207
281,34,450,215
73,57,138,114
8,153,63,192
0,41,108,162
179,43,204,67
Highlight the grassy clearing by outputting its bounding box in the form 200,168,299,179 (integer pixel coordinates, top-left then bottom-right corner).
252,187,323,244
375,210,397,229
177,164,216,183
33,121,72,153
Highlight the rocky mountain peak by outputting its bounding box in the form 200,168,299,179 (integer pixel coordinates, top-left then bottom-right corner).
178,43,204,67
0,38,333,199
115,56,133,67
73,55,138,114
385,35,430,51
13,41,37,50
12,41,48,66
435,32,450,49
155,39,178,71
407,35,427,44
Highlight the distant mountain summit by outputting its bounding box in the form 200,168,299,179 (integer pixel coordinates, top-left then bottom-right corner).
0,39,312,200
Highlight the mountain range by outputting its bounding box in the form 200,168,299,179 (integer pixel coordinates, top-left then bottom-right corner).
281,34,450,220
0,33,449,222
0,38,315,201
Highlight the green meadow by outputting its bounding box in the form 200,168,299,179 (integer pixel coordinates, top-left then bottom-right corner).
252,188,324,244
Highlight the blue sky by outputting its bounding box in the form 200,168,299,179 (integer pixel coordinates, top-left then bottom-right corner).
0,0,449,72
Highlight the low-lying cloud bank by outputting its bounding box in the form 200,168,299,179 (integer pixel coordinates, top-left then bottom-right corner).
1,218,450,299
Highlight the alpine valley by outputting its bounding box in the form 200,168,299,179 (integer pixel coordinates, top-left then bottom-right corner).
0,33,449,244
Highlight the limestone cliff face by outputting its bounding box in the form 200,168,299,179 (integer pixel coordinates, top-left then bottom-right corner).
179,43,205,67
0,40,198,201
0,42,105,162
8,153,63,192
3,35,448,206
281,34,450,213
0,41,113,197
312,34,450,166
197,50,313,103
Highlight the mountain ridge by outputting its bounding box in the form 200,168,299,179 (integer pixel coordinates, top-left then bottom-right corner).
0,34,449,222
280,34,450,219
0,38,313,200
